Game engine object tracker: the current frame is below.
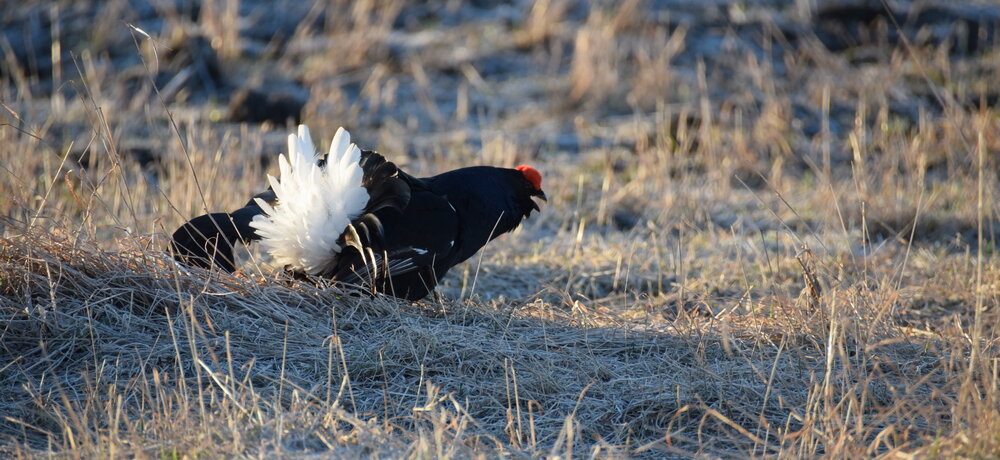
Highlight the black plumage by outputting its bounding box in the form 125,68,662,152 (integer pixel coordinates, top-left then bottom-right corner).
171,147,545,301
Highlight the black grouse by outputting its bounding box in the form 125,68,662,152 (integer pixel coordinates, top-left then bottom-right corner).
171,125,546,300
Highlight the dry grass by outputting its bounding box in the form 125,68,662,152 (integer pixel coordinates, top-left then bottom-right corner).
2,0,1000,458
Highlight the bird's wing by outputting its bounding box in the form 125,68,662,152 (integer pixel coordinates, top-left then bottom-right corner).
357,150,412,214
329,188,459,288
333,244,435,285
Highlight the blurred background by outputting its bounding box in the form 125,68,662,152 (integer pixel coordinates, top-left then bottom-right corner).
2,0,998,229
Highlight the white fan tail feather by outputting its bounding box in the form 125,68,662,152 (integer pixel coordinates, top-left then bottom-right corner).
250,125,370,274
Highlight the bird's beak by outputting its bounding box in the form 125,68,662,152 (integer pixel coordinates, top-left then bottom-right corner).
527,190,546,213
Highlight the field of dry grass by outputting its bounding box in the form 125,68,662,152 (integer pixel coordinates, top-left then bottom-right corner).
2,0,999,457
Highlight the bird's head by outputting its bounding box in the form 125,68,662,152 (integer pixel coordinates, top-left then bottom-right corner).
515,164,547,214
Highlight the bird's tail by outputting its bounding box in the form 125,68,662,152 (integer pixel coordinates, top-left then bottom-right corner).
171,205,261,272
249,125,369,274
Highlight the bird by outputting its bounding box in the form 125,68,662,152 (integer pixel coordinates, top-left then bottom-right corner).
171,125,546,301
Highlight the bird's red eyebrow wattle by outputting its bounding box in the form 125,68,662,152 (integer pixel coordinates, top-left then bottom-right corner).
515,165,542,190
